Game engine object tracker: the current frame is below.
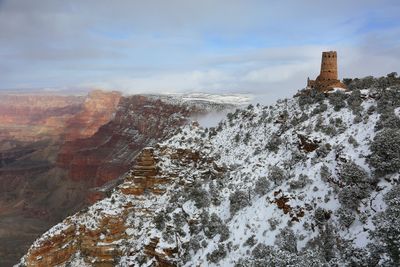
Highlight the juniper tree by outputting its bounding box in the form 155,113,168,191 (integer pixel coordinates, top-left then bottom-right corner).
328,91,348,111
229,190,251,215
371,185,400,266
369,128,400,176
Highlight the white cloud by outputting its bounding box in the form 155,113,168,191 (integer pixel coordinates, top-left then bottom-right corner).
0,0,399,104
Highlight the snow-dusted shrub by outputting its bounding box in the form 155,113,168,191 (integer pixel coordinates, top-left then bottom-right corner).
367,105,376,115
316,143,332,158
254,176,270,196
268,166,286,186
275,227,297,253
340,161,370,185
252,243,272,260
244,235,257,247
332,117,347,134
289,174,312,189
251,244,297,266
227,112,236,123
188,184,210,209
312,103,328,115
348,135,359,147
315,117,337,136
229,190,251,215
153,211,170,231
207,244,227,263
376,111,400,131
376,87,400,114
375,87,400,130
162,226,175,243
338,186,368,211
265,134,282,153
347,74,400,91
347,89,363,114
209,181,222,206
328,91,348,111
268,217,280,230
346,76,375,91
321,124,337,137
216,122,224,132
336,207,356,228
353,114,363,124
234,258,252,267
314,207,331,226
340,242,380,267
298,89,325,108
287,150,307,167
187,236,202,253
369,128,400,175
371,185,400,265
203,213,230,241
237,243,327,267
173,212,186,236
318,223,338,262
208,127,217,138
234,133,241,143
244,132,251,145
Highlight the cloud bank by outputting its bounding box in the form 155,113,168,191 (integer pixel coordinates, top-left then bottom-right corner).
0,0,399,104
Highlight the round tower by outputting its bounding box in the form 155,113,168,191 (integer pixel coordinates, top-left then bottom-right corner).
317,51,338,81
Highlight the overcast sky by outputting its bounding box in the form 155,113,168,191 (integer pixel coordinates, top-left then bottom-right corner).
0,0,399,102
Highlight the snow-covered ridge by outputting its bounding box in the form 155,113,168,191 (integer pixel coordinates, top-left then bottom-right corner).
145,92,252,107
19,86,400,267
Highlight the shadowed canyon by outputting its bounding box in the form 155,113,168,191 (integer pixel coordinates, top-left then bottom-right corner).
0,90,229,266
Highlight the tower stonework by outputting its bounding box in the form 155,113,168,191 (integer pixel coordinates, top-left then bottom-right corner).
307,51,346,92
318,51,338,81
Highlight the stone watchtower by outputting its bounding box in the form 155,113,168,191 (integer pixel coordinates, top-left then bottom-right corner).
318,51,338,81
307,51,346,92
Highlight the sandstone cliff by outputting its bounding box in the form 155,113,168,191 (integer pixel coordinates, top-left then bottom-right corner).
62,90,121,141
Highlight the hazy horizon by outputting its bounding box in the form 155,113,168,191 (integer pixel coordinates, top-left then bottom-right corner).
1,0,400,103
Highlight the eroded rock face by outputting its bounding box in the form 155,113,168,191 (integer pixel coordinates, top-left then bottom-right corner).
63,90,121,141
57,95,195,187
21,144,219,267
0,93,85,142
0,93,145,265
23,147,187,267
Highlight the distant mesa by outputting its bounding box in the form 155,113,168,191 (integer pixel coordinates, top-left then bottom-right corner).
307,51,347,92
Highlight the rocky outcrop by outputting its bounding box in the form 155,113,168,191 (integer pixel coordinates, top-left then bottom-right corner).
120,148,170,196
297,133,320,152
23,146,185,267
20,135,224,266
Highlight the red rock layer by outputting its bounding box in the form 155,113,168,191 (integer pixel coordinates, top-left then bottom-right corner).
25,148,177,267
57,95,195,187
0,94,85,142
0,92,207,266
63,90,121,141
0,90,119,266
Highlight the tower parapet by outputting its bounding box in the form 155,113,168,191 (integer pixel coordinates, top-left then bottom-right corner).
307,51,346,92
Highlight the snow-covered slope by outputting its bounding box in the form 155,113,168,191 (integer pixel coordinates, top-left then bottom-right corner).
146,92,252,110
19,85,400,267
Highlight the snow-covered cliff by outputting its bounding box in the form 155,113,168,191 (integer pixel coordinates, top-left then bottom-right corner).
19,82,400,266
